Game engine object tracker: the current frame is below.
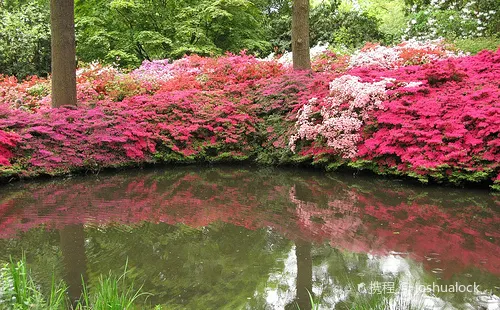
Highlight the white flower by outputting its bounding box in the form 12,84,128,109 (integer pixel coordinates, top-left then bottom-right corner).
449,15,454,20
411,19,417,24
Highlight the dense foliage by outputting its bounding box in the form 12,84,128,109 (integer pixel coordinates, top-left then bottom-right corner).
403,0,499,41
0,40,499,189
2,0,499,77
0,0,51,78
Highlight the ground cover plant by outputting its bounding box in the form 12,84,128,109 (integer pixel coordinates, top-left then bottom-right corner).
0,39,499,190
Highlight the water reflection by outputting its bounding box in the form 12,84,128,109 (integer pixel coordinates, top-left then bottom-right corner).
60,224,87,307
293,240,313,310
0,167,498,309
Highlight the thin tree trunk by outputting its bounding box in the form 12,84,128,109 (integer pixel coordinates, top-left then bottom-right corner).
292,0,311,71
50,0,77,107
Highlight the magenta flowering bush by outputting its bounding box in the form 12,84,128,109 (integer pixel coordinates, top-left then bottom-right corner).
0,89,259,176
290,49,499,188
0,42,498,189
0,129,18,166
358,51,500,184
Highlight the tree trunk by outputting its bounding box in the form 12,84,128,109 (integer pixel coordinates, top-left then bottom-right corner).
292,0,311,71
50,0,77,107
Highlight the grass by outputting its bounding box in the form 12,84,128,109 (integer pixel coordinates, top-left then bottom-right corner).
308,290,320,310
0,257,148,310
76,261,149,310
0,255,66,309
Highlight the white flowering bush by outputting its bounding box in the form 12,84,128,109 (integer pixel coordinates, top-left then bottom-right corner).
404,0,499,40
268,43,330,67
349,45,401,69
348,39,462,69
289,75,391,158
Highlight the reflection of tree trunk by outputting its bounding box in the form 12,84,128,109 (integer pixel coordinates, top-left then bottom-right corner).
296,239,312,310
60,224,87,307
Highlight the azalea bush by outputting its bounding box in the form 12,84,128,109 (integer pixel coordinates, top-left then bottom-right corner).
0,40,498,190
288,43,499,189
288,75,390,158
348,39,463,69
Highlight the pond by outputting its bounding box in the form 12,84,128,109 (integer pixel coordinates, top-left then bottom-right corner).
0,167,498,309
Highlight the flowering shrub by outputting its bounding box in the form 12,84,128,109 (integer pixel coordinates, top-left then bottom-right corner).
288,48,499,188
0,41,498,189
356,51,500,184
311,51,350,73
0,130,18,166
0,88,260,176
348,39,462,69
289,75,390,158
135,52,286,92
0,75,49,110
131,59,176,83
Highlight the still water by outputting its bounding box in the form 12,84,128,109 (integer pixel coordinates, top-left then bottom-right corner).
0,167,498,309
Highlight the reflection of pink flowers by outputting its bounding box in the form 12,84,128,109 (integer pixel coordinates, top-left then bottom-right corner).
289,185,366,251
287,181,500,277
0,171,498,276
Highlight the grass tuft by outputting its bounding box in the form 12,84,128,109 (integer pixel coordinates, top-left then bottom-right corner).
0,257,148,310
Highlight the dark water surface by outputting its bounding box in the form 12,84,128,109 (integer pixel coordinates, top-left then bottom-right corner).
0,167,499,309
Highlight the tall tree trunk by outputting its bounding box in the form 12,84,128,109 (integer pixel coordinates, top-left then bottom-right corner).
292,0,311,71
50,0,76,107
